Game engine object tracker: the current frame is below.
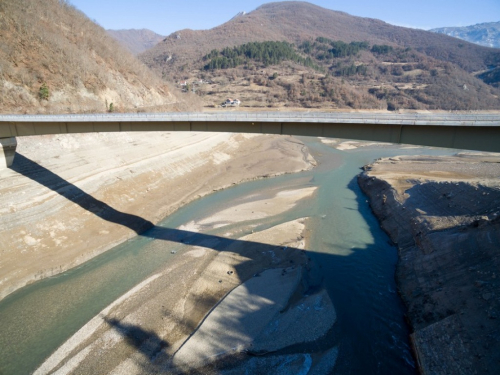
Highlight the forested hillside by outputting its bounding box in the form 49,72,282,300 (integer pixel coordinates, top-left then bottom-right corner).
203,41,318,70
169,37,500,111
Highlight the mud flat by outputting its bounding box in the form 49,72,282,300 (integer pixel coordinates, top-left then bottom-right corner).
0,132,315,301
358,153,500,374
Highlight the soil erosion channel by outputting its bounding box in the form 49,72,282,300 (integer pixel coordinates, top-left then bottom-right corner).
0,137,454,374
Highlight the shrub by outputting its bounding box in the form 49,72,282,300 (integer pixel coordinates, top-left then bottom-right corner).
387,101,397,111
38,83,49,100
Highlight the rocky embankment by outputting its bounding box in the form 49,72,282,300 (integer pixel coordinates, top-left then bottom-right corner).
0,132,315,301
358,153,500,374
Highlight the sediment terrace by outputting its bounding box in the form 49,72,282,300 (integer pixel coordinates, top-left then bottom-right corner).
0,132,315,301
359,153,500,374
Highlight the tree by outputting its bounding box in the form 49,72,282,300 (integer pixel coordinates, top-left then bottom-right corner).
371,45,393,55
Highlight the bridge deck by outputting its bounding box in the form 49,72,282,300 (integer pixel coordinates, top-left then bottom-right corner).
1,112,499,153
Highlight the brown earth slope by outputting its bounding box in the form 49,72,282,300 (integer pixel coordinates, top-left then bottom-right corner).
0,0,198,113
140,1,500,111
358,154,500,374
141,1,498,73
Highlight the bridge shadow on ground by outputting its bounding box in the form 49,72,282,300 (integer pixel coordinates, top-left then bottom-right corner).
11,153,155,234
9,153,416,375
10,152,324,373
11,153,300,252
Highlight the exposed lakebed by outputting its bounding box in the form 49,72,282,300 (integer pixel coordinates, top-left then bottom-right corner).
0,137,456,374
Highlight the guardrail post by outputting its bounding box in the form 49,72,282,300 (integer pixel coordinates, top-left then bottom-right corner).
0,137,17,168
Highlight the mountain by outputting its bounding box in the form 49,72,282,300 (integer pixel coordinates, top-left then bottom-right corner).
141,2,498,74
230,11,247,21
139,1,500,111
107,28,165,55
430,22,500,49
0,0,198,114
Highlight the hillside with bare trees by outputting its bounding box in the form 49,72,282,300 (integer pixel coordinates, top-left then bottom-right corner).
0,0,198,114
140,1,500,111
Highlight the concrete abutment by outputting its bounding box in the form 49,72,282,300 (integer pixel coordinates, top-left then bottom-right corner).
0,137,17,168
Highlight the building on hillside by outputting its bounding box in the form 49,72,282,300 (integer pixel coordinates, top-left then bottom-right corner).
222,98,241,107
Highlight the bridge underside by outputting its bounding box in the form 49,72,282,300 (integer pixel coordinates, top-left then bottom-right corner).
1,119,499,168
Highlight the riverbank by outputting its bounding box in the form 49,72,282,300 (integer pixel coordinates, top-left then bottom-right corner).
1,135,420,374
34,187,340,374
0,132,315,301
358,153,500,374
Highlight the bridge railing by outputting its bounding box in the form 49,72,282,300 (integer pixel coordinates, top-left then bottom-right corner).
1,112,499,169
1,112,499,125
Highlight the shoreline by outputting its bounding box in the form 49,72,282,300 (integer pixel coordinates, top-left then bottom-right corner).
0,132,315,301
358,153,500,374
32,188,336,374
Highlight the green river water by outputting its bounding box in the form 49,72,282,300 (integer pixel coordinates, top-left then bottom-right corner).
0,137,455,374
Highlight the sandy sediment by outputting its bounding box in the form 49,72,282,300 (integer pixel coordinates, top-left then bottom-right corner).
179,186,318,232
219,345,339,375
0,132,315,301
35,183,335,374
319,137,420,151
171,266,304,369
358,153,500,374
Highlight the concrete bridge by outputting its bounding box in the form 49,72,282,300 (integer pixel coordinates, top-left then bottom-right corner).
1,112,499,168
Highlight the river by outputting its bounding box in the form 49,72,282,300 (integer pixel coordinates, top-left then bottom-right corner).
0,136,455,374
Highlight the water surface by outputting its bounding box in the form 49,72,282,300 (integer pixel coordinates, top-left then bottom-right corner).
0,137,456,374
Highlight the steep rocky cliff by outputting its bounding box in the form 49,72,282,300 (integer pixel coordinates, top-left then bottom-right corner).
358,154,500,374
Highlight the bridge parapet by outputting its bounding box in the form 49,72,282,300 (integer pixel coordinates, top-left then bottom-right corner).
1,112,499,168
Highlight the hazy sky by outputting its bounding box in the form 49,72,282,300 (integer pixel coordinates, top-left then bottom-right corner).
68,0,500,35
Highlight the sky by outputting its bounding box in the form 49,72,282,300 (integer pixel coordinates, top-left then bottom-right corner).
68,0,500,36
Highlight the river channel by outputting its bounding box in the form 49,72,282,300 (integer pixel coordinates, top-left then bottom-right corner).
0,136,456,374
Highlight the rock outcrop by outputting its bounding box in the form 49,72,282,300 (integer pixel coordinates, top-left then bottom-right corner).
358,153,500,374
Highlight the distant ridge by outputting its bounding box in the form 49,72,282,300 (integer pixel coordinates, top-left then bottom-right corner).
230,11,247,21
141,1,498,74
107,28,165,55
431,21,500,49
